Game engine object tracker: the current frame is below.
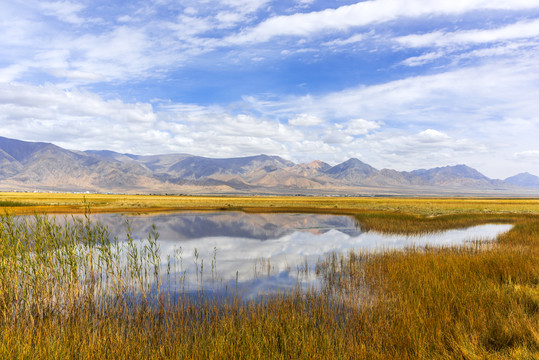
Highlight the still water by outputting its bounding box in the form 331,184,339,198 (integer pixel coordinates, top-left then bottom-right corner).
85,212,512,299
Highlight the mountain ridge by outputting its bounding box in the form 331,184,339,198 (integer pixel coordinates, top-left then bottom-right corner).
0,136,536,195
504,172,539,189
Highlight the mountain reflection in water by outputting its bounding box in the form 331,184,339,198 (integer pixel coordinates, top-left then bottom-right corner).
91,212,362,241
87,212,512,299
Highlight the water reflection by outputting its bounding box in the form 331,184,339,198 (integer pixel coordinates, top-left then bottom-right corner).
88,212,512,299
91,212,362,240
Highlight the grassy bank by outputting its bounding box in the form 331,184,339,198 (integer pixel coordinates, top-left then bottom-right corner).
0,201,537,358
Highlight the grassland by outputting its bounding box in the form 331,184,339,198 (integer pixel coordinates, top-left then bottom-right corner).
1,191,539,216
0,193,537,359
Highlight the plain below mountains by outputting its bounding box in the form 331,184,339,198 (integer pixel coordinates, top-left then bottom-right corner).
0,136,537,195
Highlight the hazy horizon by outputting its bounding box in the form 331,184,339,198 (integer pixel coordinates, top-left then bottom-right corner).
1,1,539,179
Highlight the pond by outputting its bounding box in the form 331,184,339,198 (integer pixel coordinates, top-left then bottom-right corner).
85,212,513,299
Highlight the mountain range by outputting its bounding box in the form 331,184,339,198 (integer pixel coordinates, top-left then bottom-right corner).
1,136,538,195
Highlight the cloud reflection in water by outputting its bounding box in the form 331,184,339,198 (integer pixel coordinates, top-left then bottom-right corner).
89,212,512,299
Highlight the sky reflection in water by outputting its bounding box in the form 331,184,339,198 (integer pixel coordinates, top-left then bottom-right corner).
89,212,513,299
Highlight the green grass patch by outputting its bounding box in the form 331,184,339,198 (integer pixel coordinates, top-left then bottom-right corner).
0,200,36,207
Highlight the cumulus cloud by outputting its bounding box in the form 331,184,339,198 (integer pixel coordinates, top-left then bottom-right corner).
416,129,450,142
318,119,379,147
0,82,416,167
322,127,354,145
377,129,482,154
0,83,309,159
344,118,380,135
1,75,538,177
361,129,488,170
288,113,325,126
0,83,159,152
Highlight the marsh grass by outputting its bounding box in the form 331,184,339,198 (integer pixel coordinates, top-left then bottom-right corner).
353,211,533,234
0,200,36,207
0,211,537,359
2,192,539,216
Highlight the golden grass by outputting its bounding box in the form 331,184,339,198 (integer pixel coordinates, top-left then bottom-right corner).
0,194,537,359
1,191,539,216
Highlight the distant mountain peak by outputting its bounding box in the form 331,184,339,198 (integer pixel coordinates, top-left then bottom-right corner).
0,136,60,163
343,157,368,165
507,171,536,178
306,160,330,169
325,158,378,182
505,172,539,188
409,164,494,188
328,158,375,170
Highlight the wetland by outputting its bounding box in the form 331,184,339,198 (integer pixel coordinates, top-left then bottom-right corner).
84,211,513,299
0,193,537,359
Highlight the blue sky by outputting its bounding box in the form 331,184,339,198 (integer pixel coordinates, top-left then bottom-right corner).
1,0,539,178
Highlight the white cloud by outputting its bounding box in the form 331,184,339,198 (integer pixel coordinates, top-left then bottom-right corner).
322,126,354,145
267,55,539,124
0,83,159,152
397,19,539,48
0,83,309,158
183,7,198,16
227,0,539,44
240,54,539,177
39,1,86,24
401,51,445,67
4,0,538,88
345,118,380,135
514,150,539,160
378,130,480,153
322,33,365,47
117,15,132,23
289,113,325,126
363,129,488,170
1,20,167,85
0,82,374,166
1,1,260,85
45,26,171,83
318,119,380,147
167,15,214,36
417,129,450,142
215,11,245,27
295,0,314,4
401,41,539,67
459,41,539,59
0,65,28,82
1,78,538,177
219,0,270,14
